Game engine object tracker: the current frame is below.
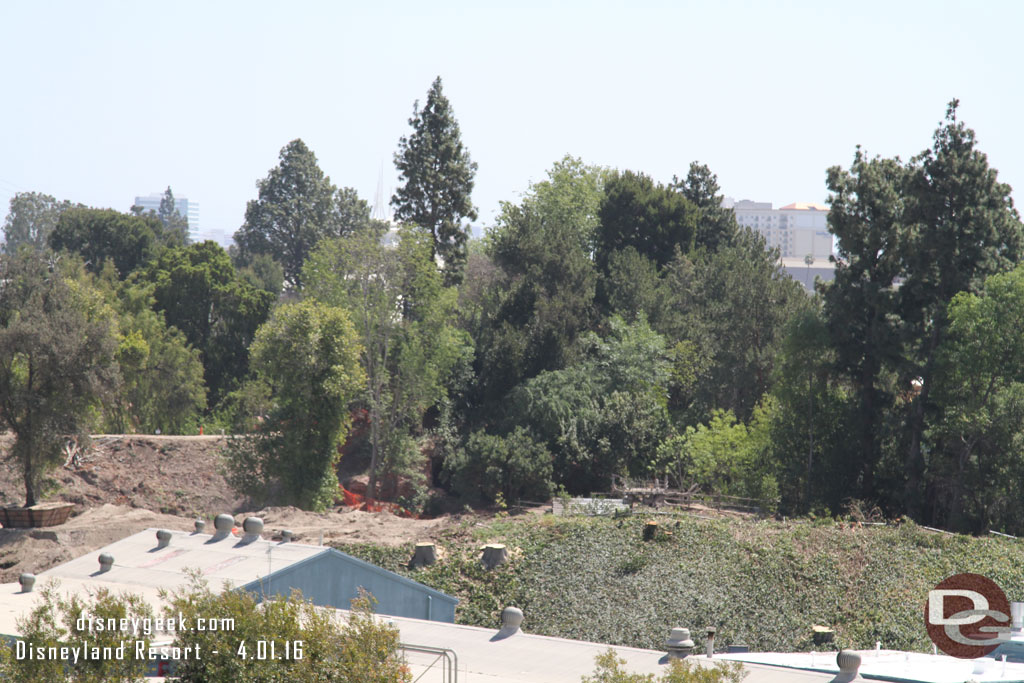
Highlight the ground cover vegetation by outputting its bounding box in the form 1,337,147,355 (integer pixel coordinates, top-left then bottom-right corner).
336,512,1024,655
2,89,1023,535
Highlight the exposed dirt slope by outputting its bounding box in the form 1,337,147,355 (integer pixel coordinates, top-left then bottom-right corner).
0,434,458,583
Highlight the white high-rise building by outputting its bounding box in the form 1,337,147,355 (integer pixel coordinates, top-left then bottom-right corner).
724,198,832,259
133,192,200,242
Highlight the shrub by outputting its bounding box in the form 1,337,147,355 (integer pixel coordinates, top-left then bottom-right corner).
445,426,553,504
164,574,410,683
581,649,746,682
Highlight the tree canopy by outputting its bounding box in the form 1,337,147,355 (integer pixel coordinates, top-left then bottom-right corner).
49,207,183,277
2,192,80,254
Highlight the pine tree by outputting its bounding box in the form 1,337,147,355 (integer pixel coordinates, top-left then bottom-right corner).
158,186,190,244
392,77,478,285
235,139,369,289
899,100,1024,514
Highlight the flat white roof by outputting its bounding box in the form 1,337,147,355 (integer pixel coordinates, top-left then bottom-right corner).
722,649,1024,683
40,527,326,590
385,612,834,683
0,527,326,638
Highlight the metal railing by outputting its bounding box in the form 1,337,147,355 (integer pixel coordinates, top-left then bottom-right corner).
400,642,458,683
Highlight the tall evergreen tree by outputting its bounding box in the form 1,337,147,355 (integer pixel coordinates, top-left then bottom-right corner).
392,77,478,285
157,186,190,244
899,100,1024,514
672,162,738,252
821,149,909,501
234,139,369,289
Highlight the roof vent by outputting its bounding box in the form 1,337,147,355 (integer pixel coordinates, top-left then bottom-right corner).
19,573,35,593
242,517,264,542
194,519,206,534
495,606,524,638
280,530,294,543
831,650,862,682
98,552,114,573
666,627,695,658
212,514,234,540
156,529,172,549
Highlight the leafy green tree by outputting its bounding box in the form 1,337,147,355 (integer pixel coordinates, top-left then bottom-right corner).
49,207,182,277
444,426,553,505
227,300,364,510
898,100,1024,515
655,406,776,504
0,251,119,505
767,306,858,514
595,170,699,272
928,265,1024,532
513,154,609,255
392,76,478,284
142,241,273,405
104,286,207,435
0,580,154,682
820,150,908,501
474,177,599,412
661,230,809,424
233,251,285,296
165,577,410,683
672,161,738,252
304,226,469,502
234,139,369,288
2,191,80,253
508,317,671,492
601,246,667,326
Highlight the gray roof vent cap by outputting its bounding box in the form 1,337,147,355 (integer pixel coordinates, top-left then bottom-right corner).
98,552,114,573
156,529,172,549
831,650,862,682
501,606,524,631
666,627,695,658
212,513,234,540
242,517,264,541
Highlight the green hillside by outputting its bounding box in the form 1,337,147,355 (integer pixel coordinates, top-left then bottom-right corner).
336,512,1024,653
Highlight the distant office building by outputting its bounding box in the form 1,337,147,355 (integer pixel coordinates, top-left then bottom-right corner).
723,198,832,259
133,192,200,241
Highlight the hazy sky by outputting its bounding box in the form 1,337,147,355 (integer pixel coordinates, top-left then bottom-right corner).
2,1,1022,245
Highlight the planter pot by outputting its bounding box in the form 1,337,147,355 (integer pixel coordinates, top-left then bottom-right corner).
1,502,75,528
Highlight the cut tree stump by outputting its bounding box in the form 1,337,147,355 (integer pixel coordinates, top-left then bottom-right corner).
411,542,437,568
481,543,508,569
643,521,659,541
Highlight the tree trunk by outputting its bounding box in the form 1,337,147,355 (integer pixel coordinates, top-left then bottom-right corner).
23,440,36,507
367,406,380,506
905,324,941,520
